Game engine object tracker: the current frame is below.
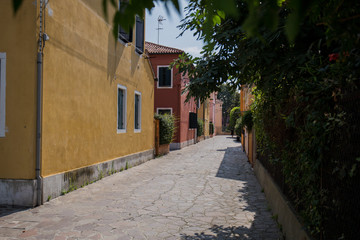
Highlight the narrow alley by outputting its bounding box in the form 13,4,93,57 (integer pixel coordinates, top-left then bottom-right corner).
0,136,281,239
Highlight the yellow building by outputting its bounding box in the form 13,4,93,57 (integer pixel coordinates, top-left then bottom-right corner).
240,85,256,165
197,99,210,138
0,0,155,206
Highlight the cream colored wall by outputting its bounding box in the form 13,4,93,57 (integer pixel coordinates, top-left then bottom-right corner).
0,1,37,179
41,0,154,177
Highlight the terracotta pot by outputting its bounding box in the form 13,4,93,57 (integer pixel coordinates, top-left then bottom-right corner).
158,143,170,155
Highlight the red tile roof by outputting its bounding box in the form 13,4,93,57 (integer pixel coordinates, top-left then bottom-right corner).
145,42,184,54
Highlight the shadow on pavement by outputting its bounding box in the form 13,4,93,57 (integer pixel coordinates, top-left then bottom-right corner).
180,224,256,239
215,147,245,181
0,206,30,218
216,149,227,152
181,146,282,240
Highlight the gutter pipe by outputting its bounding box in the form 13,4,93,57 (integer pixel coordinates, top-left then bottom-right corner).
36,0,44,206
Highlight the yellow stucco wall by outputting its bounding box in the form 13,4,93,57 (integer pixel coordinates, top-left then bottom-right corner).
0,2,37,179
41,0,154,177
198,99,210,136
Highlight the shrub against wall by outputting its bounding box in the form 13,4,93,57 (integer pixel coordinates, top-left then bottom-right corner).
197,119,204,137
234,117,242,137
154,113,175,145
241,111,253,131
229,107,241,131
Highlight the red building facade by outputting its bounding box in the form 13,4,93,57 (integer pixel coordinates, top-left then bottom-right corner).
146,42,197,150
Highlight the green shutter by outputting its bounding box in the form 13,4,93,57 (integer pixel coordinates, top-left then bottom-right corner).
165,68,171,86
135,95,139,129
118,89,124,129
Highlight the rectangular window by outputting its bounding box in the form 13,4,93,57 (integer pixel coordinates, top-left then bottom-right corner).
189,112,197,129
134,91,141,132
118,1,132,43
157,108,172,115
117,85,127,133
135,15,144,54
157,66,172,88
0,53,6,137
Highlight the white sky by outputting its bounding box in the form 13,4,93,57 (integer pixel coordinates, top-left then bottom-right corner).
145,0,204,57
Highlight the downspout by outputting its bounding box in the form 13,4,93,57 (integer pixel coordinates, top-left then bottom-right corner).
36,0,44,206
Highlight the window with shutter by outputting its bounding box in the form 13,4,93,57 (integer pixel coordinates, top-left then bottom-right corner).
0,53,6,137
117,85,127,133
157,66,172,88
134,91,141,132
135,15,144,54
118,1,132,43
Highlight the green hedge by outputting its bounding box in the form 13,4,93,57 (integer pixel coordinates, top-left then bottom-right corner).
241,111,253,131
234,117,242,137
154,113,175,145
197,119,204,137
229,107,241,130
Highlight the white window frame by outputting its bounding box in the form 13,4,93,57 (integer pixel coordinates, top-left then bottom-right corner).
157,108,173,115
157,65,173,89
134,90,141,133
117,84,127,134
0,53,6,137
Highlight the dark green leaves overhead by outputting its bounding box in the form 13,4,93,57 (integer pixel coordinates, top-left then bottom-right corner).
12,0,23,15
12,0,320,43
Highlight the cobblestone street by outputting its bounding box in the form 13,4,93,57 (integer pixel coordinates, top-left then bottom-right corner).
0,136,281,239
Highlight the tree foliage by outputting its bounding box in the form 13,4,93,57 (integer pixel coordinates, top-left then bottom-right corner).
229,107,241,131
13,0,326,43
175,0,360,238
217,84,240,128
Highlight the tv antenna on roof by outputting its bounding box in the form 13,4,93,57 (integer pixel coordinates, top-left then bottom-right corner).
156,15,166,44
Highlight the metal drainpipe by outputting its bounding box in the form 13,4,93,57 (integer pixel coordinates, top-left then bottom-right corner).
36,0,44,206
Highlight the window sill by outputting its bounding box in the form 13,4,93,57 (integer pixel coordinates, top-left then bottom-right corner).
134,129,141,133
118,39,132,47
157,86,173,89
117,129,126,134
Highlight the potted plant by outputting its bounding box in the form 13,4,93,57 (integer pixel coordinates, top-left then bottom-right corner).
154,113,175,155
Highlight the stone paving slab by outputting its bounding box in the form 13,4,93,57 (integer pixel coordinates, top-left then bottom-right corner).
0,136,282,239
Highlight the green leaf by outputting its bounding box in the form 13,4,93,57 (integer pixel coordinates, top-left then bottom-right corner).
212,15,221,25
217,10,226,19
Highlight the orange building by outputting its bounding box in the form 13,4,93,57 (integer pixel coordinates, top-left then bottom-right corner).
146,42,197,150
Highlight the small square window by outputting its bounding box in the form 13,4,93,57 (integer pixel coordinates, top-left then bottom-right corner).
157,108,172,115
157,66,172,88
